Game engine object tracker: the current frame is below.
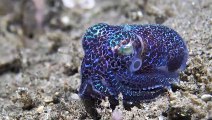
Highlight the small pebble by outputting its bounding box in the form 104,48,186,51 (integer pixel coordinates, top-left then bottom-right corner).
53,92,60,103
169,92,177,101
44,97,53,103
158,115,164,120
36,106,44,113
201,94,212,102
112,108,123,120
61,16,70,25
62,0,95,9
62,0,74,8
71,93,80,100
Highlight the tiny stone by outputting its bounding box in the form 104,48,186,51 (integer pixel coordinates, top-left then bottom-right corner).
44,97,53,103
62,0,75,8
169,93,177,101
158,115,164,120
53,92,60,104
54,92,60,96
65,111,69,114
61,16,70,25
49,103,54,106
201,94,212,102
71,93,80,100
112,108,123,120
36,106,44,113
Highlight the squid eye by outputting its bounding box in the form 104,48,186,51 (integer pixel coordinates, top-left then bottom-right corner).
130,58,142,72
118,41,134,55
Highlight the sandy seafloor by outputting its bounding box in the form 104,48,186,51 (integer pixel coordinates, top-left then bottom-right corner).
0,0,211,120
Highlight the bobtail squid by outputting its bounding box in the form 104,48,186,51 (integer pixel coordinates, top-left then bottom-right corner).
79,23,188,103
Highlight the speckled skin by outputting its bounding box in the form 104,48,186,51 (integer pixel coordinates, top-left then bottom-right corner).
79,23,188,103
